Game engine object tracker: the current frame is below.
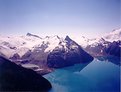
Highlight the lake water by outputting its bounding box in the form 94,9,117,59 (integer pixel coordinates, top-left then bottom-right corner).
44,57,120,92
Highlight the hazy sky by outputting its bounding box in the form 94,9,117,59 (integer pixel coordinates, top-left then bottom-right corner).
0,0,120,38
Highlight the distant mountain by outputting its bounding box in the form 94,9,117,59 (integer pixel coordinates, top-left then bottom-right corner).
103,28,121,42
0,34,42,58
26,33,42,39
0,56,52,91
82,28,121,57
105,41,120,57
71,36,90,48
0,34,93,71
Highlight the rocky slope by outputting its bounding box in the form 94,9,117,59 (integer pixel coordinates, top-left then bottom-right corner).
0,56,52,91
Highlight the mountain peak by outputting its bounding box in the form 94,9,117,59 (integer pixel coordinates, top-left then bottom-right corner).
45,35,60,39
65,35,80,46
65,35,71,41
103,28,121,42
53,35,60,39
26,33,42,39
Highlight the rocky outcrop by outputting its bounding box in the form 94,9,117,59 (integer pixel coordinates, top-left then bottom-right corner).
0,56,52,91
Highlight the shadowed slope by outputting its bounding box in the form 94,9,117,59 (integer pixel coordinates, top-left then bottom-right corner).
0,56,52,91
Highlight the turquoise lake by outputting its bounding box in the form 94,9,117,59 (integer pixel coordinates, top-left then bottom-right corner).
44,57,120,92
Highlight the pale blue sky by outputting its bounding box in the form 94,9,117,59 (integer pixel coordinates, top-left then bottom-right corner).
0,0,120,38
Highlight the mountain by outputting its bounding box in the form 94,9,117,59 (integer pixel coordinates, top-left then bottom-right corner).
70,36,90,48
0,34,94,72
103,28,121,42
21,35,93,68
47,36,93,68
26,33,42,39
82,28,121,57
105,40,120,57
0,34,42,58
0,56,52,91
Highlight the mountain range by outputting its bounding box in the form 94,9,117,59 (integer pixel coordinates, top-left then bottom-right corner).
83,28,120,57
0,28,120,74
0,32,94,74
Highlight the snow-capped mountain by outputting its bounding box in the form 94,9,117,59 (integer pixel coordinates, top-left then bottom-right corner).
79,28,121,57
47,36,93,68
0,28,120,69
74,28,121,49
21,35,93,68
71,36,90,48
103,28,121,42
0,33,42,58
0,33,93,69
0,33,66,59
72,35,110,48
